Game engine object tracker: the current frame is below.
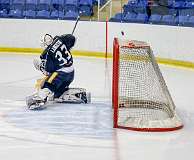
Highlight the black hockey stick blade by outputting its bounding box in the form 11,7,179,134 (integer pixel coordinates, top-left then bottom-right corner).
72,16,80,35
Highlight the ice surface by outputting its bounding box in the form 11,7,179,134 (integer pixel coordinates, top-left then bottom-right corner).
0,54,194,160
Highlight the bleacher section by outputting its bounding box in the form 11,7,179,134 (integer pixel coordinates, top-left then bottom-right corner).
110,0,194,27
0,0,193,27
0,0,106,19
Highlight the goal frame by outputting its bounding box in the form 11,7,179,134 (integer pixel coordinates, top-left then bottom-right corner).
112,38,183,132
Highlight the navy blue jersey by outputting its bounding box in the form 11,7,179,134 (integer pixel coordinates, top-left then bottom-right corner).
40,36,73,73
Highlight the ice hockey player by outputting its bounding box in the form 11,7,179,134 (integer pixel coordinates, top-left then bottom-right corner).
26,34,89,110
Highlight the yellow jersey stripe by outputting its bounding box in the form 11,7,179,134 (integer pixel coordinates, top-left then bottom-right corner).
47,72,58,83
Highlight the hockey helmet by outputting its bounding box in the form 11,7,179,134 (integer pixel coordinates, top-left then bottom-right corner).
61,34,76,51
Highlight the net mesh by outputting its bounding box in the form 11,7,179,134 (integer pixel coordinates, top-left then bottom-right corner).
114,39,183,130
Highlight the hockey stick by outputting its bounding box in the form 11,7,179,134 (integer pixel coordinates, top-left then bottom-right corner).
72,16,80,35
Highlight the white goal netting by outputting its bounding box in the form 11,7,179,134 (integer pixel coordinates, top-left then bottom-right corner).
113,38,183,131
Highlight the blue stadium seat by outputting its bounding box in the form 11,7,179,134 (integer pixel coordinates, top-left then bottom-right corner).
23,0,37,18
50,10,64,19
58,10,64,19
133,13,148,23
36,10,50,19
0,9,8,17
168,9,178,16
161,15,176,25
123,0,147,15
37,0,51,11
0,0,10,17
64,0,78,13
79,0,93,16
51,0,64,11
36,0,51,19
123,12,137,23
9,9,23,18
9,0,25,18
79,0,93,6
0,9,9,17
175,15,189,25
185,15,194,26
23,10,36,18
172,1,185,8
50,0,64,19
0,0,10,10
180,8,194,16
149,14,162,24
64,11,79,20
50,9,59,19
25,0,37,11
109,13,123,22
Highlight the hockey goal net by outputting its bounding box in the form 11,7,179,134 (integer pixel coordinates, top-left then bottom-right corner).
112,38,183,132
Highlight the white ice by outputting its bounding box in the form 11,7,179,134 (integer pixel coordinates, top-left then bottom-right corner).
0,54,194,160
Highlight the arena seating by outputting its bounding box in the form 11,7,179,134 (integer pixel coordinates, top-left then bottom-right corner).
64,10,79,20
175,15,189,25
36,0,51,19
0,0,193,27
0,0,96,19
123,12,136,22
23,0,37,18
110,0,194,27
160,14,176,25
0,0,10,17
51,0,64,11
8,0,25,18
109,13,124,22
185,15,194,26
149,14,162,24
79,0,93,16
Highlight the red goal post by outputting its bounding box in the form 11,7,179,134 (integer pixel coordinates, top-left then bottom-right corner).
112,38,183,132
